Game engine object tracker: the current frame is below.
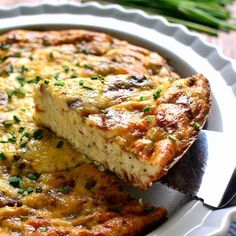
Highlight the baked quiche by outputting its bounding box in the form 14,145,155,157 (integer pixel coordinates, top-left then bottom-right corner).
0,30,168,235
35,31,210,189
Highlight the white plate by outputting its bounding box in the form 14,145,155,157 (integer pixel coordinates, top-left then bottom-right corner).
0,2,235,235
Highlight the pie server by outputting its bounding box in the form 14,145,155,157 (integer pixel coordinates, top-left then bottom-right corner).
161,130,236,208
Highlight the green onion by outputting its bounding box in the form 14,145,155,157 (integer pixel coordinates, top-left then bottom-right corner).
54,80,65,87
169,134,177,142
143,106,151,113
140,96,144,101
18,126,25,132
13,115,21,123
63,65,70,73
33,129,44,140
146,115,152,123
194,121,201,130
9,176,22,188
27,187,34,194
3,120,13,127
56,140,64,149
27,173,38,181
19,215,29,220
8,136,17,143
44,79,50,85
57,186,70,194
112,0,236,35
0,152,7,161
1,43,11,50
153,88,162,100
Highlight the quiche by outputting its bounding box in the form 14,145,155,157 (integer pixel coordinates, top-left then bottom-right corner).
34,31,210,189
0,30,168,235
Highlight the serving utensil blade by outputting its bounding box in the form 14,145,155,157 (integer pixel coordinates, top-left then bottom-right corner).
161,130,236,208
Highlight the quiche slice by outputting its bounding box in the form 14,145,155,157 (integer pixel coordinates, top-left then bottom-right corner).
34,73,211,189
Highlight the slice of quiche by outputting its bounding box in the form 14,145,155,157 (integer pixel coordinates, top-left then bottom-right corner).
34,73,211,189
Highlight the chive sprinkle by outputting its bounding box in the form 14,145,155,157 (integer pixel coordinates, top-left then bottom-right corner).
19,215,29,219
3,120,13,127
56,140,64,149
0,152,7,161
79,80,84,86
44,79,50,85
13,115,21,122
153,88,162,100
63,65,70,73
8,136,17,143
54,80,64,87
140,96,144,101
143,106,151,113
18,126,25,132
194,122,201,130
27,173,38,181
27,187,34,194
1,43,11,50
9,176,22,188
33,129,44,140
146,115,152,123
169,135,177,142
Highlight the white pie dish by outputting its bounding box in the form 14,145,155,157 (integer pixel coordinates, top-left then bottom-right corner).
0,1,235,235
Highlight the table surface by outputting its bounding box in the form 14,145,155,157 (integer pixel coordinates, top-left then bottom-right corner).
0,0,236,61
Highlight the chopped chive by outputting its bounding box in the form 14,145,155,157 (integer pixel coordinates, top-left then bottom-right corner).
13,115,21,123
9,176,21,188
1,56,8,62
27,173,38,181
140,96,144,101
21,65,28,73
5,65,14,75
44,79,50,85
57,186,70,194
54,80,64,87
18,188,25,194
40,227,49,232
8,136,17,142
27,187,34,194
49,51,54,59
75,62,80,67
63,65,70,73
22,132,30,138
146,115,152,123
194,122,201,130
3,120,13,127
82,48,89,55
19,215,29,219
15,52,21,58
169,135,177,142
18,126,25,132
54,72,60,80
79,80,84,86
33,129,44,140
153,88,162,100
29,55,33,61
71,74,77,79
0,152,7,161
143,106,151,113
0,140,8,143
56,140,64,149
1,43,11,50
82,85,93,90
10,130,15,135
27,76,40,84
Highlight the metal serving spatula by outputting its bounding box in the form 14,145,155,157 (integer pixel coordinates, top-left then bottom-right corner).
161,130,236,208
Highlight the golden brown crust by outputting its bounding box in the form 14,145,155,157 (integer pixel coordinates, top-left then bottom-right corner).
0,30,168,235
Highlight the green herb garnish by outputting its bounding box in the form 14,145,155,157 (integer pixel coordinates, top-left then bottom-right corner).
54,80,65,87
33,129,44,140
168,135,177,142
44,79,50,85
56,140,64,149
143,106,151,113
146,115,152,123
9,176,22,188
0,152,7,161
194,121,201,130
3,120,13,127
8,136,17,142
27,173,38,181
13,115,21,123
1,43,11,50
153,88,162,100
